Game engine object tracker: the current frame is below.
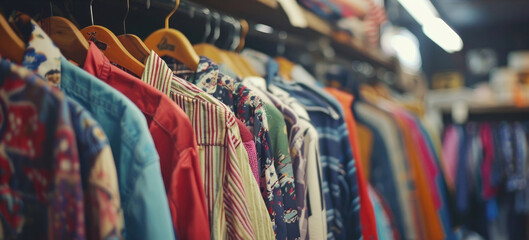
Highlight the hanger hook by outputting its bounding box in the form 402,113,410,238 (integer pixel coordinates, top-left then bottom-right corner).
123,0,129,34
89,0,94,25
49,1,53,17
165,0,180,29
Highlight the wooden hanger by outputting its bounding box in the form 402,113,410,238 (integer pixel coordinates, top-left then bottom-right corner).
0,14,25,64
194,43,246,77
118,34,150,64
275,56,295,81
235,19,248,53
144,0,199,71
223,50,259,78
80,0,144,77
220,19,259,78
40,16,89,66
117,0,150,64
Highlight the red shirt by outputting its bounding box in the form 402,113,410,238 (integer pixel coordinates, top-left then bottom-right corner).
83,43,210,240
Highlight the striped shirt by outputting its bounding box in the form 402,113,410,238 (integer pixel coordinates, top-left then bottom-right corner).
163,56,291,239
142,51,274,240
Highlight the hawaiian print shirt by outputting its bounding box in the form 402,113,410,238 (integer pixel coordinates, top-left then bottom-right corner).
14,14,125,239
0,58,84,239
163,56,299,239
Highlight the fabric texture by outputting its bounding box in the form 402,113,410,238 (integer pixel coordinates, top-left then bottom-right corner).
237,118,260,186
244,78,311,239
83,43,209,240
0,58,84,239
17,16,124,240
275,81,361,240
325,87,378,240
354,102,416,239
163,55,295,239
142,51,274,240
269,84,328,240
60,57,174,240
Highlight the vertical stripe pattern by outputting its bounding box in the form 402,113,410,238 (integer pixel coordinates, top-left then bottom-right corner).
141,51,274,240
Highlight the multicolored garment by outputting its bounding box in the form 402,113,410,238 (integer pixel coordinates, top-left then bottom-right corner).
163,56,298,239
143,51,275,240
16,15,125,240
269,84,328,240
244,78,307,238
276,81,362,240
0,58,84,239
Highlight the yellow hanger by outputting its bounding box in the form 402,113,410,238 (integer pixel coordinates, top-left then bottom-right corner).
80,0,144,77
117,0,150,64
0,14,25,64
275,56,295,81
40,16,89,66
193,43,246,77
223,50,259,78
118,34,150,64
144,0,199,71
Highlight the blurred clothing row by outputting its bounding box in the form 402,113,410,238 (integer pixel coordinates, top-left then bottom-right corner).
443,122,529,239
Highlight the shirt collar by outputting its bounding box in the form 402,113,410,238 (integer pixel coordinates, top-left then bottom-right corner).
162,55,216,84
16,13,63,87
83,42,113,81
142,51,173,96
143,51,207,96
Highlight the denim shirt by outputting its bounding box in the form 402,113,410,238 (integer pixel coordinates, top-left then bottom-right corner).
60,58,175,240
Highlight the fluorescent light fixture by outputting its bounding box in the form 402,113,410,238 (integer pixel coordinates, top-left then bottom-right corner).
398,0,438,25
422,18,463,53
255,24,274,34
397,0,463,53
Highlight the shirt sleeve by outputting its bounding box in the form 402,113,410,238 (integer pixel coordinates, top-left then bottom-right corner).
169,147,210,240
126,162,176,240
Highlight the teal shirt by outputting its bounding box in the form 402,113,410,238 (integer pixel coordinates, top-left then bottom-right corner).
60,58,175,240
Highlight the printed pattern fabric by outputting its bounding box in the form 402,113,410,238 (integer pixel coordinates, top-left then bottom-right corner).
243,79,308,239
275,81,362,240
143,51,275,240
17,15,125,240
0,58,84,239
163,56,299,239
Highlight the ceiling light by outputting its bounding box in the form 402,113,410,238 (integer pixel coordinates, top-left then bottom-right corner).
397,0,463,53
422,18,463,53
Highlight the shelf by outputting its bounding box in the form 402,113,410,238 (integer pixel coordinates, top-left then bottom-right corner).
186,0,394,70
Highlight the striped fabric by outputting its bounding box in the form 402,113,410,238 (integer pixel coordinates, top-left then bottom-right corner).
142,51,274,240
163,56,294,239
364,0,388,47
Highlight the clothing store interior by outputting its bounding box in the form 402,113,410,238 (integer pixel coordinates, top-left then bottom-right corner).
1,0,529,239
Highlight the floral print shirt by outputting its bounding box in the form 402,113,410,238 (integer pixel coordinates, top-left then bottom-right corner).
14,14,124,239
0,58,84,239
164,56,298,239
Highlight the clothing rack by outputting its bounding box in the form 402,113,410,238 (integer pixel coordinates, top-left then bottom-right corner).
3,0,396,71
441,105,529,123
